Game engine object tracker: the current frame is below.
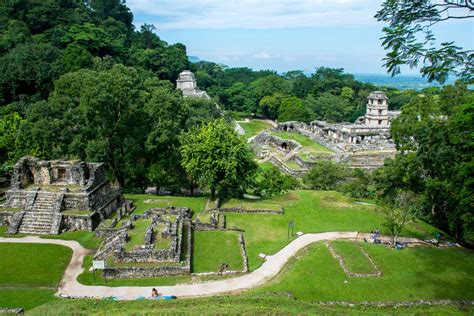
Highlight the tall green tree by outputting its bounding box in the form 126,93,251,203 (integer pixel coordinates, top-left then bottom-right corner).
376,0,474,83
180,119,257,199
377,88,474,244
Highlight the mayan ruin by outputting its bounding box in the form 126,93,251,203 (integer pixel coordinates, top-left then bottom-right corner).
0,157,123,235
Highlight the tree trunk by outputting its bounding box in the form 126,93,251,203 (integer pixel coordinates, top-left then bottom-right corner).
190,183,194,197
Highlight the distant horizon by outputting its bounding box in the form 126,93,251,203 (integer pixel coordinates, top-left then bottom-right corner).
129,0,473,75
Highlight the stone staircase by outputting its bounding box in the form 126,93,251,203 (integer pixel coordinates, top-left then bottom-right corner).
18,192,58,235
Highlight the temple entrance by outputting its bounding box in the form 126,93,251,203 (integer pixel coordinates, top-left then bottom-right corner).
26,169,34,184
57,168,67,182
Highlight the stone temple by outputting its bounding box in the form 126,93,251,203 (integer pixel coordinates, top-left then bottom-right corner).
0,156,122,235
306,91,400,152
176,70,210,99
251,91,400,173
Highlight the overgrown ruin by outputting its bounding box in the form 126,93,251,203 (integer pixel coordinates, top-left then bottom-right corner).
251,91,400,174
0,156,123,235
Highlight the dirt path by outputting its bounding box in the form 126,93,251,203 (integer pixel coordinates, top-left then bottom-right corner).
0,232,426,301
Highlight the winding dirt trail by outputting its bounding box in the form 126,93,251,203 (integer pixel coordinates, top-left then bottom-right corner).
0,232,424,300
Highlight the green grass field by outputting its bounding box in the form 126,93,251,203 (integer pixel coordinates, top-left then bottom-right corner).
0,243,72,287
125,194,208,215
239,119,274,139
254,241,474,302
330,240,377,274
28,296,473,315
220,197,282,211
192,231,244,273
223,190,436,270
270,131,333,153
2,190,472,314
123,219,152,251
0,243,72,311
0,288,58,311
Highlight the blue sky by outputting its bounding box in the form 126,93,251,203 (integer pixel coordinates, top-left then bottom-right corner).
128,0,474,74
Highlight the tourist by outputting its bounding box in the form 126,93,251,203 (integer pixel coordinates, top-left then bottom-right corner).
369,231,374,243
151,288,159,299
375,228,380,238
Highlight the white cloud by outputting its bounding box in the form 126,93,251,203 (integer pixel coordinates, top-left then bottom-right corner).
252,52,274,59
127,0,384,29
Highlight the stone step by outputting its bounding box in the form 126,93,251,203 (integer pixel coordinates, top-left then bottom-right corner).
30,210,54,214
23,217,54,222
18,228,51,235
20,221,52,228
22,218,53,225
23,215,54,221
19,226,52,232
20,219,53,226
34,202,55,207
35,199,55,203
32,208,54,212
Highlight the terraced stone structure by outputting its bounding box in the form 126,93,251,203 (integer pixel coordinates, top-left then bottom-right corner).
0,156,122,235
252,92,400,173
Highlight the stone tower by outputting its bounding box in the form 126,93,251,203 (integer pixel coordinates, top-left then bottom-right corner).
177,70,198,92
176,70,210,99
365,91,389,127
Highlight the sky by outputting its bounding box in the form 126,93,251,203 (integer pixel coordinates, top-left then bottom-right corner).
128,0,474,74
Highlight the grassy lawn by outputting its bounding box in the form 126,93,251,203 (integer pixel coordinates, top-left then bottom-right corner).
0,288,58,311
270,131,333,153
224,190,438,270
28,295,473,315
125,194,207,215
0,243,71,310
220,197,282,211
330,240,376,274
124,219,152,251
239,119,274,139
154,223,172,250
0,243,72,287
193,231,243,273
41,231,103,250
254,242,474,302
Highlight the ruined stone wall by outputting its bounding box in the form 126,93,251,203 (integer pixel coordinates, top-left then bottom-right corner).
252,132,301,151
4,190,36,209
103,265,190,279
63,193,89,210
268,155,306,177
0,212,14,226
114,248,178,263
62,213,102,231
